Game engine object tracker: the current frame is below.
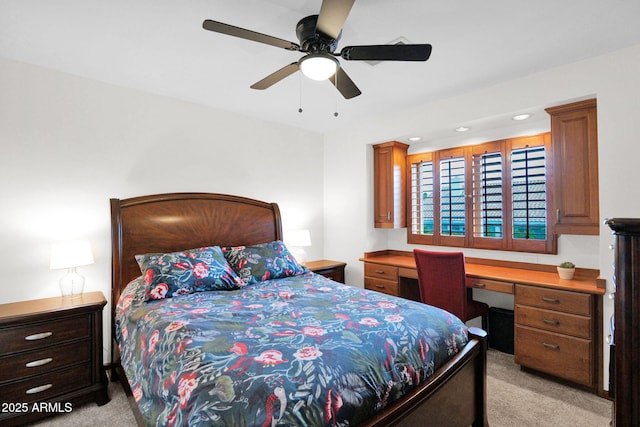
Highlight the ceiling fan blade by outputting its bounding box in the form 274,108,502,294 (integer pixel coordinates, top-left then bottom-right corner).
315,0,356,40
340,44,432,61
250,63,300,90
329,68,361,99
203,20,300,51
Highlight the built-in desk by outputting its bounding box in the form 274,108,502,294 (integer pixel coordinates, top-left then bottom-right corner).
360,250,606,395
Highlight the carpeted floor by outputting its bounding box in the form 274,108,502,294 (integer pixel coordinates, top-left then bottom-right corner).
486,350,611,426
30,349,612,426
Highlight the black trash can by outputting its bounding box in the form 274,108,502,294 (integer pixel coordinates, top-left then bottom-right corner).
488,307,514,354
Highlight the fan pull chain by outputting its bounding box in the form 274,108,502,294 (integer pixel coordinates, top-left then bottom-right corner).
298,73,303,113
334,72,339,117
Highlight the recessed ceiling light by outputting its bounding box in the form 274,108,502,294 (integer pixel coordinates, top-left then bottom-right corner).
512,113,531,121
408,136,422,142
455,126,470,132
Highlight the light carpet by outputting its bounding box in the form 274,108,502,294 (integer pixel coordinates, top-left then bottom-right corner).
30,349,612,426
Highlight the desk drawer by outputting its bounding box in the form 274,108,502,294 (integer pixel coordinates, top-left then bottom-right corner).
467,278,514,294
515,326,592,386
515,305,591,339
364,263,398,280
365,278,399,296
515,284,591,316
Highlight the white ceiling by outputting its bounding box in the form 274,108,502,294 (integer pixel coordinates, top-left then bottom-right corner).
2,0,640,136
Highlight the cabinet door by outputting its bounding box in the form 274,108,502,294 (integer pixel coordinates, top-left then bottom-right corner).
546,99,599,235
373,141,408,228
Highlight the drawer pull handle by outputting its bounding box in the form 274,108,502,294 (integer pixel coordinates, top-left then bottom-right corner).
375,284,385,289
542,297,560,304
474,283,486,288
375,270,386,275
543,342,560,350
25,384,53,394
543,319,560,326
25,332,53,341
25,357,53,368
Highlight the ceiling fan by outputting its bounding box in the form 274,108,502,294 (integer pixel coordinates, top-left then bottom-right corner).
202,0,432,99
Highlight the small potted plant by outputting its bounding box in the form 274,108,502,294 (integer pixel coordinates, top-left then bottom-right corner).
557,261,576,280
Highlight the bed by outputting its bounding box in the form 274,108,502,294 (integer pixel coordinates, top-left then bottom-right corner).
110,192,488,426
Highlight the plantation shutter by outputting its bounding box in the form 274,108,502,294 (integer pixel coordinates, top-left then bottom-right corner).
440,156,466,236
472,151,504,238
511,146,547,240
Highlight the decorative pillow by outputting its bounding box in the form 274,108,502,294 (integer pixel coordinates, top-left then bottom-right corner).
222,240,307,286
135,246,244,301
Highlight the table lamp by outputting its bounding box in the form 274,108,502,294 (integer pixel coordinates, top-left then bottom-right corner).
50,240,94,297
286,229,311,264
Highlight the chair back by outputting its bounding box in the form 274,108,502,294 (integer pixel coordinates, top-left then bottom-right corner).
413,249,467,319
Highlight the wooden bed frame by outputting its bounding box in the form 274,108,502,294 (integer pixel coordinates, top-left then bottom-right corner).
110,192,488,426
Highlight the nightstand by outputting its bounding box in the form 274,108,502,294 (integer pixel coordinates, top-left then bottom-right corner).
305,260,347,283
0,292,109,426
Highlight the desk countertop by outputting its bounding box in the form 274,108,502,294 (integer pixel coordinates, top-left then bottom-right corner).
361,250,606,295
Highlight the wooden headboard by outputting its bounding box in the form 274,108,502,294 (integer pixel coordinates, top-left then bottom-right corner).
110,192,282,309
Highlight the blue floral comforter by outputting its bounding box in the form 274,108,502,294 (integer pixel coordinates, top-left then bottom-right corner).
115,272,469,426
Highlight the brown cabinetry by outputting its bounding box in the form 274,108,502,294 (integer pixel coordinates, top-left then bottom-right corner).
606,218,640,426
305,259,347,283
364,262,400,296
546,99,599,235
514,284,598,389
0,292,109,426
373,141,408,228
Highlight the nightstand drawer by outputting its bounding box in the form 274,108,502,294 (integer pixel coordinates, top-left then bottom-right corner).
0,339,91,382
515,284,591,316
0,362,92,404
365,278,399,296
515,326,592,386
0,314,90,355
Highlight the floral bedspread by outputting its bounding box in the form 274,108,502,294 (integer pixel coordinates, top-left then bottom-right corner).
115,272,469,426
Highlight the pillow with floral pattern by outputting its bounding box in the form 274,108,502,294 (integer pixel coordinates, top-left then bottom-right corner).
135,246,245,301
222,240,307,286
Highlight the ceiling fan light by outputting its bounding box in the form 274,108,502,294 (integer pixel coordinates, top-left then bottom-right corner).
299,54,339,81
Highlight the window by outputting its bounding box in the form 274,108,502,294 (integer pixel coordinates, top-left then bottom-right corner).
440,156,466,237
471,142,504,249
408,133,555,253
410,153,434,239
511,146,547,240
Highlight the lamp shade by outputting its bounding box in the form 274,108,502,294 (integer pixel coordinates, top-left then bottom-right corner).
50,240,94,270
286,230,312,247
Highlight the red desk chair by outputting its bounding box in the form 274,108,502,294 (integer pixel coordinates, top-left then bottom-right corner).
413,249,488,330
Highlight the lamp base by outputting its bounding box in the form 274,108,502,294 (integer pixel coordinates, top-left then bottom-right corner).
59,268,85,297
291,247,308,264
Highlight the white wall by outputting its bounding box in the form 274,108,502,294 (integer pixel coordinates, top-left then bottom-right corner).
0,57,325,361
324,43,640,390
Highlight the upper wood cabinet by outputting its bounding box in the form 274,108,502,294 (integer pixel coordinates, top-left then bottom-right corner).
373,141,408,228
546,99,599,235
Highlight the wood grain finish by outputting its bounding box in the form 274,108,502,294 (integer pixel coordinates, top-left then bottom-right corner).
0,292,108,426
362,250,605,393
361,250,605,294
364,262,401,296
304,260,347,283
606,218,640,426
515,325,593,386
546,99,599,235
111,193,488,426
373,141,408,228
515,284,597,389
